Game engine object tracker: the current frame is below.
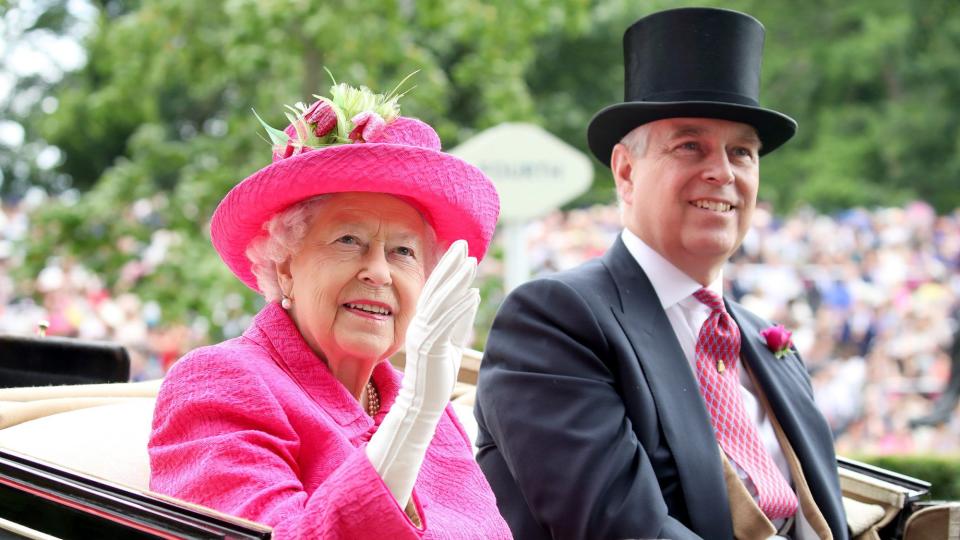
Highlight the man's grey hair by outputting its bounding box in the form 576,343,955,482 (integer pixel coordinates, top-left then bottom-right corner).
621,123,653,158
614,123,654,213
245,194,441,302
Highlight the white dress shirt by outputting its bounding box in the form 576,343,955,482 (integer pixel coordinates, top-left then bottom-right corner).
621,229,814,538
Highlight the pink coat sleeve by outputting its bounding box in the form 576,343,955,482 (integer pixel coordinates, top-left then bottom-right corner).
148,349,423,540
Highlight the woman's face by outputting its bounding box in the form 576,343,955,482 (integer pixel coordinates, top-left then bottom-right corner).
280,192,431,363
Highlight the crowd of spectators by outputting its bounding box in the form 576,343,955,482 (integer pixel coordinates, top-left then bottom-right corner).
1,188,958,455
0,189,205,382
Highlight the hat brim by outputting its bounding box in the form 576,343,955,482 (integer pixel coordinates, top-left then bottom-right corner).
211,143,500,293
586,101,797,166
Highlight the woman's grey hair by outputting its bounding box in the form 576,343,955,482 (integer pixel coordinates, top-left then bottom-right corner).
246,194,441,302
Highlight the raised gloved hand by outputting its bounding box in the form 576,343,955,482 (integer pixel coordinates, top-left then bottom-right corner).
365,239,479,510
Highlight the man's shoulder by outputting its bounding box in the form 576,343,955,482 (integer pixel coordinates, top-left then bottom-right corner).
489,258,622,339
514,257,616,299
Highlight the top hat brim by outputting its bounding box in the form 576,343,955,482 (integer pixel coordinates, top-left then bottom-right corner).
587,101,797,167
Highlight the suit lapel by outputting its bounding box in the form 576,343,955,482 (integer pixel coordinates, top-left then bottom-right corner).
727,303,822,466
727,301,848,536
602,239,733,538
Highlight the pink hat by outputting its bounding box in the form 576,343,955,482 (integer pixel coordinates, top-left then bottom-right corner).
210,82,500,293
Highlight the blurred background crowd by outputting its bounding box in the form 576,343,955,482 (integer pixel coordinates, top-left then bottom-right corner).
0,189,211,382
3,0,960,467
3,190,958,456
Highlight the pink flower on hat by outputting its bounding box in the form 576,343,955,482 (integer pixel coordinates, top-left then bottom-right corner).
304,100,337,138
272,125,305,161
349,111,386,142
269,126,293,161
760,324,793,359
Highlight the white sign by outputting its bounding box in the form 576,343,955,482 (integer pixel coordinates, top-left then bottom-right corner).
450,123,593,223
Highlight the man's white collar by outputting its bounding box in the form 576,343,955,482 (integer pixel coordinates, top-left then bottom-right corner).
619,228,724,310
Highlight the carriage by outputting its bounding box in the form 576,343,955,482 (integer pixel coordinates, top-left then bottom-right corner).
0,335,950,539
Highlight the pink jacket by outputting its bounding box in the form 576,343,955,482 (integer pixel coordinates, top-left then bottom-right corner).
149,303,511,539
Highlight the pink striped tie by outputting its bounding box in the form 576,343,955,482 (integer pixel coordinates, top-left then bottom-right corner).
693,288,798,520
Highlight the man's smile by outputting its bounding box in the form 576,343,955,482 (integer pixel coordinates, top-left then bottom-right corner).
690,199,735,213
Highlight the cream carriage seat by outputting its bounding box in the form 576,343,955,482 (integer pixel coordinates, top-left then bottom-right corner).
0,379,161,490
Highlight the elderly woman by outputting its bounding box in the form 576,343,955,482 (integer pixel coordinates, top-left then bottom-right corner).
148,81,510,538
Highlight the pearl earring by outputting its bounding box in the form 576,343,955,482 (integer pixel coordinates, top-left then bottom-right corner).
281,295,292,310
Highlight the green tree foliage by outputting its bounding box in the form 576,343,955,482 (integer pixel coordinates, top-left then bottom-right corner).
524,0,960,212
740,0,960,212
0,0,97,196
6,0,960,336
16,0,592,336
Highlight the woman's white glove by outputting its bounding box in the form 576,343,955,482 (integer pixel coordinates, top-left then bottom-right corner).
365,239,479,510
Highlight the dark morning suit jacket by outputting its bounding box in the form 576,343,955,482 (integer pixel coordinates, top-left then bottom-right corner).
474,238,849,540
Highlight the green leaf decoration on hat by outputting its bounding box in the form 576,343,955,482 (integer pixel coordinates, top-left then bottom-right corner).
252,109,289,146
253,69,418,157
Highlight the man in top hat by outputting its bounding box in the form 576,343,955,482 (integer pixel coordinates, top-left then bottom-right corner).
474,7,849,540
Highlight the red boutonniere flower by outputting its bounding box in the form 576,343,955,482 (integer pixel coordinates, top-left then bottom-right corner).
760,324,793,359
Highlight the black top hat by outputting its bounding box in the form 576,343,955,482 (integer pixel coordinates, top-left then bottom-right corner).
587,7,797,166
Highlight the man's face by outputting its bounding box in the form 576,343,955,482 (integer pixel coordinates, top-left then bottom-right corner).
612,117,761,284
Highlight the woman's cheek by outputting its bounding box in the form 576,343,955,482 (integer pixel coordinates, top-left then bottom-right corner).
394,310,413,345
395,267,426,343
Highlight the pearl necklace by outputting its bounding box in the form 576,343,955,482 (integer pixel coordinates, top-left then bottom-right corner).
365,381,380,417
